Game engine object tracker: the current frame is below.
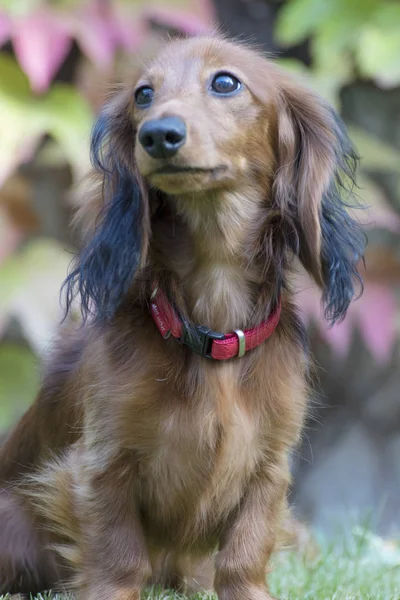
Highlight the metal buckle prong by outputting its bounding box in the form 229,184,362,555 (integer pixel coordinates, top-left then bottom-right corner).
150,285,159,300
234,329,246,358
179,323,225,359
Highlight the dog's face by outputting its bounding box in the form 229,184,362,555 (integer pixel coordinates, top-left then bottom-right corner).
132,37,275,195
64,35,365,326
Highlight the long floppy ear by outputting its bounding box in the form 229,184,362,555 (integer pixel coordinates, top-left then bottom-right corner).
273,78,366,324
63,92,150,322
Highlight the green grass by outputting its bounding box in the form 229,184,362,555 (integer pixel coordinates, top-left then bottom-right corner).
2,529,400,600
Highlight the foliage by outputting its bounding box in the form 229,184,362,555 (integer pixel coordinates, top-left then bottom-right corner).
275,0,400,219
0,0,214,184
297,271,398,364
0,0,215,429
0,52,92,186
276,0,400,93
276,0,400,361
0,343,39,432
0,238,74,352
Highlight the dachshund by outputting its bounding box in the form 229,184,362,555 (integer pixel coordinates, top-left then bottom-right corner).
0,34,365,600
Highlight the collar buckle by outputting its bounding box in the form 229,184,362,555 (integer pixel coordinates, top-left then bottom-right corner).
179,323,225,359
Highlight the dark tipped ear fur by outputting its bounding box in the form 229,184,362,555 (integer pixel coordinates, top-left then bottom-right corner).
63,94,150,322
273,79,366,324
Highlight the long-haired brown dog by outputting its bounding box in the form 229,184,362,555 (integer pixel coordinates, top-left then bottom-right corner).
0,35,365,600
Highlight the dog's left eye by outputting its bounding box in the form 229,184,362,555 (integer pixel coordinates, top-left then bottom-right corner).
210,72,242,95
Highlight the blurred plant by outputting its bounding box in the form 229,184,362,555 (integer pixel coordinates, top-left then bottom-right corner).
274,0,400,207
0,0,215,185
295,147,400,363
0,342,39,432
276,0,400,98
0,0,214,424
0,52,92,186
274,0,400,363
0,238,74,352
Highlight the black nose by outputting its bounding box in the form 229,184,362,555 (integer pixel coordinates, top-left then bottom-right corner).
138,117,187,159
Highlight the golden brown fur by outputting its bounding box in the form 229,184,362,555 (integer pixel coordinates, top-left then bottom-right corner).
0,35,364,599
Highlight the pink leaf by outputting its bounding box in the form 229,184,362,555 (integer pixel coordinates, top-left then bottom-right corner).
296,269,356,358
356,283,397,364
196,0,218,25
110,4,145,53
12,9,72,93
359,204,400,233
73,0,116,70
0,12,11,47
370,209,400,233
321,318,354,358
294,268,398,363
143,7,212,35
294,272,321,324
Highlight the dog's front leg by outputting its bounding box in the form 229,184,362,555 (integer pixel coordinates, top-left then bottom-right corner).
215,458,289,600
77,454,151,600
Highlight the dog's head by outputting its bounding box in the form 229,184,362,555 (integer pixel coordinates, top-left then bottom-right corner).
64,35,365,324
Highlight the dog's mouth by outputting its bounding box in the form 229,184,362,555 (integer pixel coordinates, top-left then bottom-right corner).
145,163,233,194
150,165,228,177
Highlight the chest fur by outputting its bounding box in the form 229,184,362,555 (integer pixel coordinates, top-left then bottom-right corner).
121,364,262,534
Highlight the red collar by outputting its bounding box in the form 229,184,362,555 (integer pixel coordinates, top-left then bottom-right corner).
149,286,282,360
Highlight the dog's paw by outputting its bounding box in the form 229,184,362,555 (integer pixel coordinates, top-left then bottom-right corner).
216,583,278,600
77,582,142,600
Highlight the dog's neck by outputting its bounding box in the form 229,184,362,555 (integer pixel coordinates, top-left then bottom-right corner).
152,185,273,333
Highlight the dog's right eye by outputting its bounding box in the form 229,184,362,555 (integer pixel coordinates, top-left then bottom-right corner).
135,86,154,108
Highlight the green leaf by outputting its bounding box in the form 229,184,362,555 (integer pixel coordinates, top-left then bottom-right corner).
276,0,380,47
275,58,347,107
355,172,389,210
348,126,400,172
311,16,358,70
0,0,42,18
42,83,92,180
0,239,75,353
0,344,39,431
274,58,310,77
0,54,93,184
369,2,400,31
0,53,32,100
0,92,46,185
357,27,400,87
307,19,356,106
276,0,339,46
0,253,26,313
0,55,47,183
